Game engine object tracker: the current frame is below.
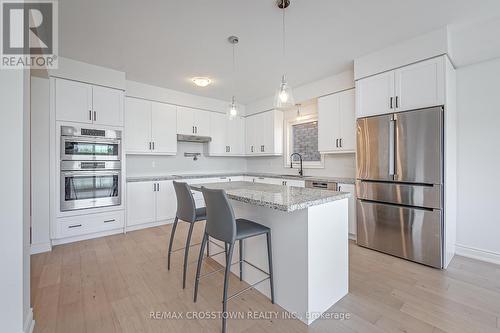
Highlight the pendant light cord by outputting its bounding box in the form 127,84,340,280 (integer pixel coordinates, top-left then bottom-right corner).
282,2,286,64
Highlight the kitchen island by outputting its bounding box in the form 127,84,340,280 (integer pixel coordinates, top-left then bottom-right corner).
190,181,350,325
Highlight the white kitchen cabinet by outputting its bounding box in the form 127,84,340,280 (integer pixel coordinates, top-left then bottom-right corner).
124,97,177,155
355,71,395,118
356,56,446,118
151,102,177,154
209,113,246,156
177,106,210,136
318,89,355,153
55,79,93,124
92,85,124,126
126,181,156,226
56,210,124,239
337,183,356,238
55,78,124,126
245,110,283,156
126,180,176,227
394,56,445,112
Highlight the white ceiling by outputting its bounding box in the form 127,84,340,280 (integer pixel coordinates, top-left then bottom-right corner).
59,0,500,104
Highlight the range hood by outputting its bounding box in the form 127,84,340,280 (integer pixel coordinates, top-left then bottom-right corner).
177,134,212,143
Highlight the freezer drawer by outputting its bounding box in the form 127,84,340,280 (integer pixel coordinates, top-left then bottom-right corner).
356,180,442,209
356,200,442,268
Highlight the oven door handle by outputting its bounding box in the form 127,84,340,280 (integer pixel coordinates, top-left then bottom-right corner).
62,136,121,145
61,171,121,177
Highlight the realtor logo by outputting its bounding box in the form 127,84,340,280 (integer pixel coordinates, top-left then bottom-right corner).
1,0,58,69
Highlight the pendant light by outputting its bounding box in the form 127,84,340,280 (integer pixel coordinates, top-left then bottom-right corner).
274,0,295,110
227,35,239,119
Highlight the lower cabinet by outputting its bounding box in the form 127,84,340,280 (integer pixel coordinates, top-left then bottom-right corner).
56,210,124,239
338,183,356,238
127,180,177,227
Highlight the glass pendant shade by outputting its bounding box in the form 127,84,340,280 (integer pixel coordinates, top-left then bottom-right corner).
274,74,295,109
227,96,238,119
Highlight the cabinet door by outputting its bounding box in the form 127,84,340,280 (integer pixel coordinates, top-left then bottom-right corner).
92,85,124,126
339,89,356,152
55,79,92,123
155,180,177,222
209,112,227,155
124,97,151,153
285,179,305,187
227,116,245,155
261,111,274,154
151,102,177,154
127,182,156,226
318,93,341,152
338,183,356,237
177,106,195,135
395,57,445,112
355,71,395,118
245,115,256,155
194,110,210,136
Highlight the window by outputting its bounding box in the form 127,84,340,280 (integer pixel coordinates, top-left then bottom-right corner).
285,116,324,168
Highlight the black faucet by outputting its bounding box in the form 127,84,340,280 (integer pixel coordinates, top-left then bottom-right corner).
290,153,303,176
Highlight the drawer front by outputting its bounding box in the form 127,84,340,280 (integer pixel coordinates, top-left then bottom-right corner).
57,210,124,238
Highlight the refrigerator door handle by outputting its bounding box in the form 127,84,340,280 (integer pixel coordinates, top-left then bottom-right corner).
389,118,395,176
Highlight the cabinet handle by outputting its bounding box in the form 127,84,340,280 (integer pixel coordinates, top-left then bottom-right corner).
152,141,155,150
93,111,97,121
195,126,197,134
338,186,342,191
395,96,399,108
157,183,160,191
68,224,82,229
149,142,152,150
251,146,254,152
339,138,342,148
153,183,156,191
103,219,115,223
228,146,231,152
89,110,92,120
390,97,393,109
336,139,339,148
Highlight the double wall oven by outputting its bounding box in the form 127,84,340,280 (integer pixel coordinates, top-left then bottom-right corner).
60,126,122,212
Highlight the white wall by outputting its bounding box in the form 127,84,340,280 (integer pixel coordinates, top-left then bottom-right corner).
0,70,33,332
30,77,51,253
455,57,500,258
126,141,247,176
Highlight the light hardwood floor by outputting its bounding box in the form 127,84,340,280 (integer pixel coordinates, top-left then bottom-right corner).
31,222,500,333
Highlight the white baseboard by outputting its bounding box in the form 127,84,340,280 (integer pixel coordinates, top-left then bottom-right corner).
51,228,124,246
455,244,500,265
30,242,52,255
24,307,34,333
125,219,174,233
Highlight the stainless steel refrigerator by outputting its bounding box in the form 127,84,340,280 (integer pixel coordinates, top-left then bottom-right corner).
356,106,444,268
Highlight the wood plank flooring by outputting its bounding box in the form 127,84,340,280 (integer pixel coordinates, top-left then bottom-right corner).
31,222,500,333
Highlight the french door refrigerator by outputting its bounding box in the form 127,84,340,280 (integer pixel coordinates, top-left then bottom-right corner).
356,106,444,268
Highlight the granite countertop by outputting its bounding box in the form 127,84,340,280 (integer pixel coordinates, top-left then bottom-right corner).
127,172,355,184
189,181,351,212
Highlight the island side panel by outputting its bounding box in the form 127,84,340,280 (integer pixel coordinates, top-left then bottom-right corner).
229,201,310,321
307,198,349,324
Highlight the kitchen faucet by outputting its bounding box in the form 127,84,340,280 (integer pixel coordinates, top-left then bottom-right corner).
290,153,303,176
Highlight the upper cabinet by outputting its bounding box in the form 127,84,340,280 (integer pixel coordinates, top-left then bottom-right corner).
245,110,283,156
55,78,124,126
124,97,177,155
318,89,356,153
177,106,210,136
355,56,445,118
208,113,245,156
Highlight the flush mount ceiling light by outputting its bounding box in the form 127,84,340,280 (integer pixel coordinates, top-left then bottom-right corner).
274,0,295,110
192,77,212,87
227,35,239,119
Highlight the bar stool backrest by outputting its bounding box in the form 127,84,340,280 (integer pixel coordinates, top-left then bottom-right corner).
173,181,196,223
201,187,237,243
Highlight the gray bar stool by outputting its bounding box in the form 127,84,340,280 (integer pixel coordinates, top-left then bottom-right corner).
193,187,274,333
168,181,210,289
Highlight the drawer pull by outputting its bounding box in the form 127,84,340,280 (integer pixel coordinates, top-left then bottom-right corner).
68,224,82,229
103,219,115,223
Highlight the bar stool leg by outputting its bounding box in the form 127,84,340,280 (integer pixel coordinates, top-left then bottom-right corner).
182,222,195,289
239,239,243,281
193,233,208,303
206,235,210,257
222,242,235,333
266,231,275,304
224,242,228,264
167,216,179,270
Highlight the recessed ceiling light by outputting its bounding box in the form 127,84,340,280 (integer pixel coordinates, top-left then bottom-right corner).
192,77,212,87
